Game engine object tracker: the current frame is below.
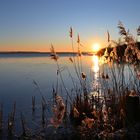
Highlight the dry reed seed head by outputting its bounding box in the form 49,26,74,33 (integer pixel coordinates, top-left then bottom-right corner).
69,27,73,38
77,34,80,43
120,25,140,63
107,30,110,43
58,98,65,106
82,117,94,128
58,103,65,112
55,95,63,103
69,57,73,63
50,45,59,61
56,96,65,109
118,21,127,36
81,72,86,80
137,26,140,36
50,44,55,53
51,95,65,128
51,55,59,61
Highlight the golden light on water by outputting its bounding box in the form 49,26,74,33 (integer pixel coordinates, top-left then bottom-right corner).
92,55,99,73
92,43,100,53
91,55,100,92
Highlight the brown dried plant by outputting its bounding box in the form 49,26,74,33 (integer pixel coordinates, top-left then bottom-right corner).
50,44,59,61
50,95,65,128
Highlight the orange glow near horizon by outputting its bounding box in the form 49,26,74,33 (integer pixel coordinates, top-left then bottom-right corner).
0,39,105,52
0,43,91,52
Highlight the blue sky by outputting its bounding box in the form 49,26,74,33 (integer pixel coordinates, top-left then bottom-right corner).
0,0,140,52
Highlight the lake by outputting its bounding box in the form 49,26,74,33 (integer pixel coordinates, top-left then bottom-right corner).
0,53,98,129
0,53,139,135
0,53,94,108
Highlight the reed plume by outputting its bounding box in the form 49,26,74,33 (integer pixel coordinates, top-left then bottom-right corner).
118,21,128,36
137,26,140,36
50,44,59,61
69,27,73,38
32,96,35,112
50,95,65,128
107,30,110,43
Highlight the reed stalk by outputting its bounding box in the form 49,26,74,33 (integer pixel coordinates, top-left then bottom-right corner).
20,113,26,136
7,102,16,136
41,100,46,127
0,104,3,132
32,96,35,112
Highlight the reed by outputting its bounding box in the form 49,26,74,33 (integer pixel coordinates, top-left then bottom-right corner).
33,80,47,105
32,96,36,112
50,45,73,103
0,104,3,132
7,102,16,136
20,113,26,136
66,23,140,139
41,99,46,127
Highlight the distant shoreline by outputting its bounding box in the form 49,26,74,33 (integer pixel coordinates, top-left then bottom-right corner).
0,51,95,58
0,51,94,55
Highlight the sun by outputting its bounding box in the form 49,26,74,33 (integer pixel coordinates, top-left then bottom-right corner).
92,43,100,53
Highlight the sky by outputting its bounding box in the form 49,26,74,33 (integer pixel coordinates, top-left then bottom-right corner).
0,0,140,52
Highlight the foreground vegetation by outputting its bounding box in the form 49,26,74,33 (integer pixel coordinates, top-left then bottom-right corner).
0,22,140,140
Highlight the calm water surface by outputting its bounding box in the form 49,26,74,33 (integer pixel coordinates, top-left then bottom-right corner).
0,54,94,115
0,53,139,135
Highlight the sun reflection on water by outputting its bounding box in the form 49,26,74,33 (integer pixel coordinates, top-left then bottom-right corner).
92,55,99,73
91,55,100,92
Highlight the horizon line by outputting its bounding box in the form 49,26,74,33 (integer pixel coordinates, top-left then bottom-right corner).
0,51,94,54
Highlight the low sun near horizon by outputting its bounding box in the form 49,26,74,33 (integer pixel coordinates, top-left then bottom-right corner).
92,43,101,53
